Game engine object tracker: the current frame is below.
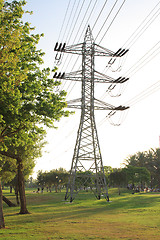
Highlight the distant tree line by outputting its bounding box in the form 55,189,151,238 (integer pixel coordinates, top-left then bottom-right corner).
3,148,160,196
124,148,160,189
36,168,68,193
33,148,160,195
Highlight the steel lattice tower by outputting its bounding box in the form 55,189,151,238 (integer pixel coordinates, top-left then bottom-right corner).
54,26,129,202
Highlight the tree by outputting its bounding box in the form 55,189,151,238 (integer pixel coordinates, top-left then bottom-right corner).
124,148,160,188
109,169,127,195
0,179,5,228
0,155,17,185
103,166,114,185
0,0,70,226
122,166,150,190
1,126,45,214
150,148,160,188
37,168,69,192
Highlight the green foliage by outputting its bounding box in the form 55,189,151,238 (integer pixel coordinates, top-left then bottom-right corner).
0,0,70,152
124,148,160,188
122,166,150,187
75,171,93,189
0,155,16,183
37,168,69,189
109,169,127,187
0,0,71,219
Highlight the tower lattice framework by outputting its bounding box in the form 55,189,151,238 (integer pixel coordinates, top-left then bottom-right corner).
54,26,129,202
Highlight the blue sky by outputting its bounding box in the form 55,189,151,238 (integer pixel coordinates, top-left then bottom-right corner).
23,0,160,177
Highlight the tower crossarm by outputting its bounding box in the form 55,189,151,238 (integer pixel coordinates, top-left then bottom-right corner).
94,98,130,111
67,98,82,109
53,70,129,84
94,70,129,83
66,98,129,111
65,70,82,82
94,44,129,57
54,42,83,55
54,42,129,57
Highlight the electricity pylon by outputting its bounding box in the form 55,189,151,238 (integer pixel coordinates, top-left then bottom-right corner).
54,26,129,202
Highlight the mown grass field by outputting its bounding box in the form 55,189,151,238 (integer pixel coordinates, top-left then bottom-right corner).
0,188,160,240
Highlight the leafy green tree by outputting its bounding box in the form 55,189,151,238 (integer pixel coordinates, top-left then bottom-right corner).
122,166,150,190
0,179,4,228
0,155,17,185
103,166,113,185
109,169,127,195
0,126,45,214
37,168,69,193
0,0,70,227
150,148,160,188
124,148,160,188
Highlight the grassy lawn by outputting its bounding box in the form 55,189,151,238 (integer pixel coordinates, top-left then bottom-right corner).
0,188,160,240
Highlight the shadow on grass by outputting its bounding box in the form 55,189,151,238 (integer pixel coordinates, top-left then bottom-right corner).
3,189,160,226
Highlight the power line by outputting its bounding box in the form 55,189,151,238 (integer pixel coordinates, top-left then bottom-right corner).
98,0,127,44
61,0,78,42
92,0,109,31
57,0,72,42
61,0,126,99
125,80,160,106
123,1,160,48
95,0,119,42
125,41,160,77
103,40,160,100
54,1,160,126
57,0,99,96
66,0,87,44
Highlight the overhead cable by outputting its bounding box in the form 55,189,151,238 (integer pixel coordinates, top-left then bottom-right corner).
123,1,160,48
125,80,160,107
95,0,119,42
124,41,160,78
57,0,72,42
61,0,78,42
66,0,87,44
98,0,127,44
92,0,109,31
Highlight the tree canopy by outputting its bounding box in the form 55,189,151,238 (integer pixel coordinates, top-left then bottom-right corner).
0,0,71,227
124,148,160,188
0,0,70,152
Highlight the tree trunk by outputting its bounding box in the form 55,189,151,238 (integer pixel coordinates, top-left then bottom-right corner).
0,179,5,229
0,151,29,214
17,158,29,214
15,182,20,205
10,186,13,193
150,175,153,189
2,196,16,207
118,186,121,195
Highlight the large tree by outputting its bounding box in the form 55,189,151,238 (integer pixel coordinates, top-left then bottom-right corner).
109,169,127,195
124,148,160,188
0,0,70,228
122,166,150,190
0,126,44,217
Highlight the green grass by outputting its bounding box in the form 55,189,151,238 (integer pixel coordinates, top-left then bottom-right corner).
1,188,160,239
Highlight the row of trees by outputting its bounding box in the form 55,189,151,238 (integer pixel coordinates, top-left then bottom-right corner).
124,148,160,188
35,148,160,195
0,0,70,228
36,168,68,192
35,164,151,195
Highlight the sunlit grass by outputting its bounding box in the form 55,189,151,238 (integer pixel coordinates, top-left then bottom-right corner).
0,188,160,239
